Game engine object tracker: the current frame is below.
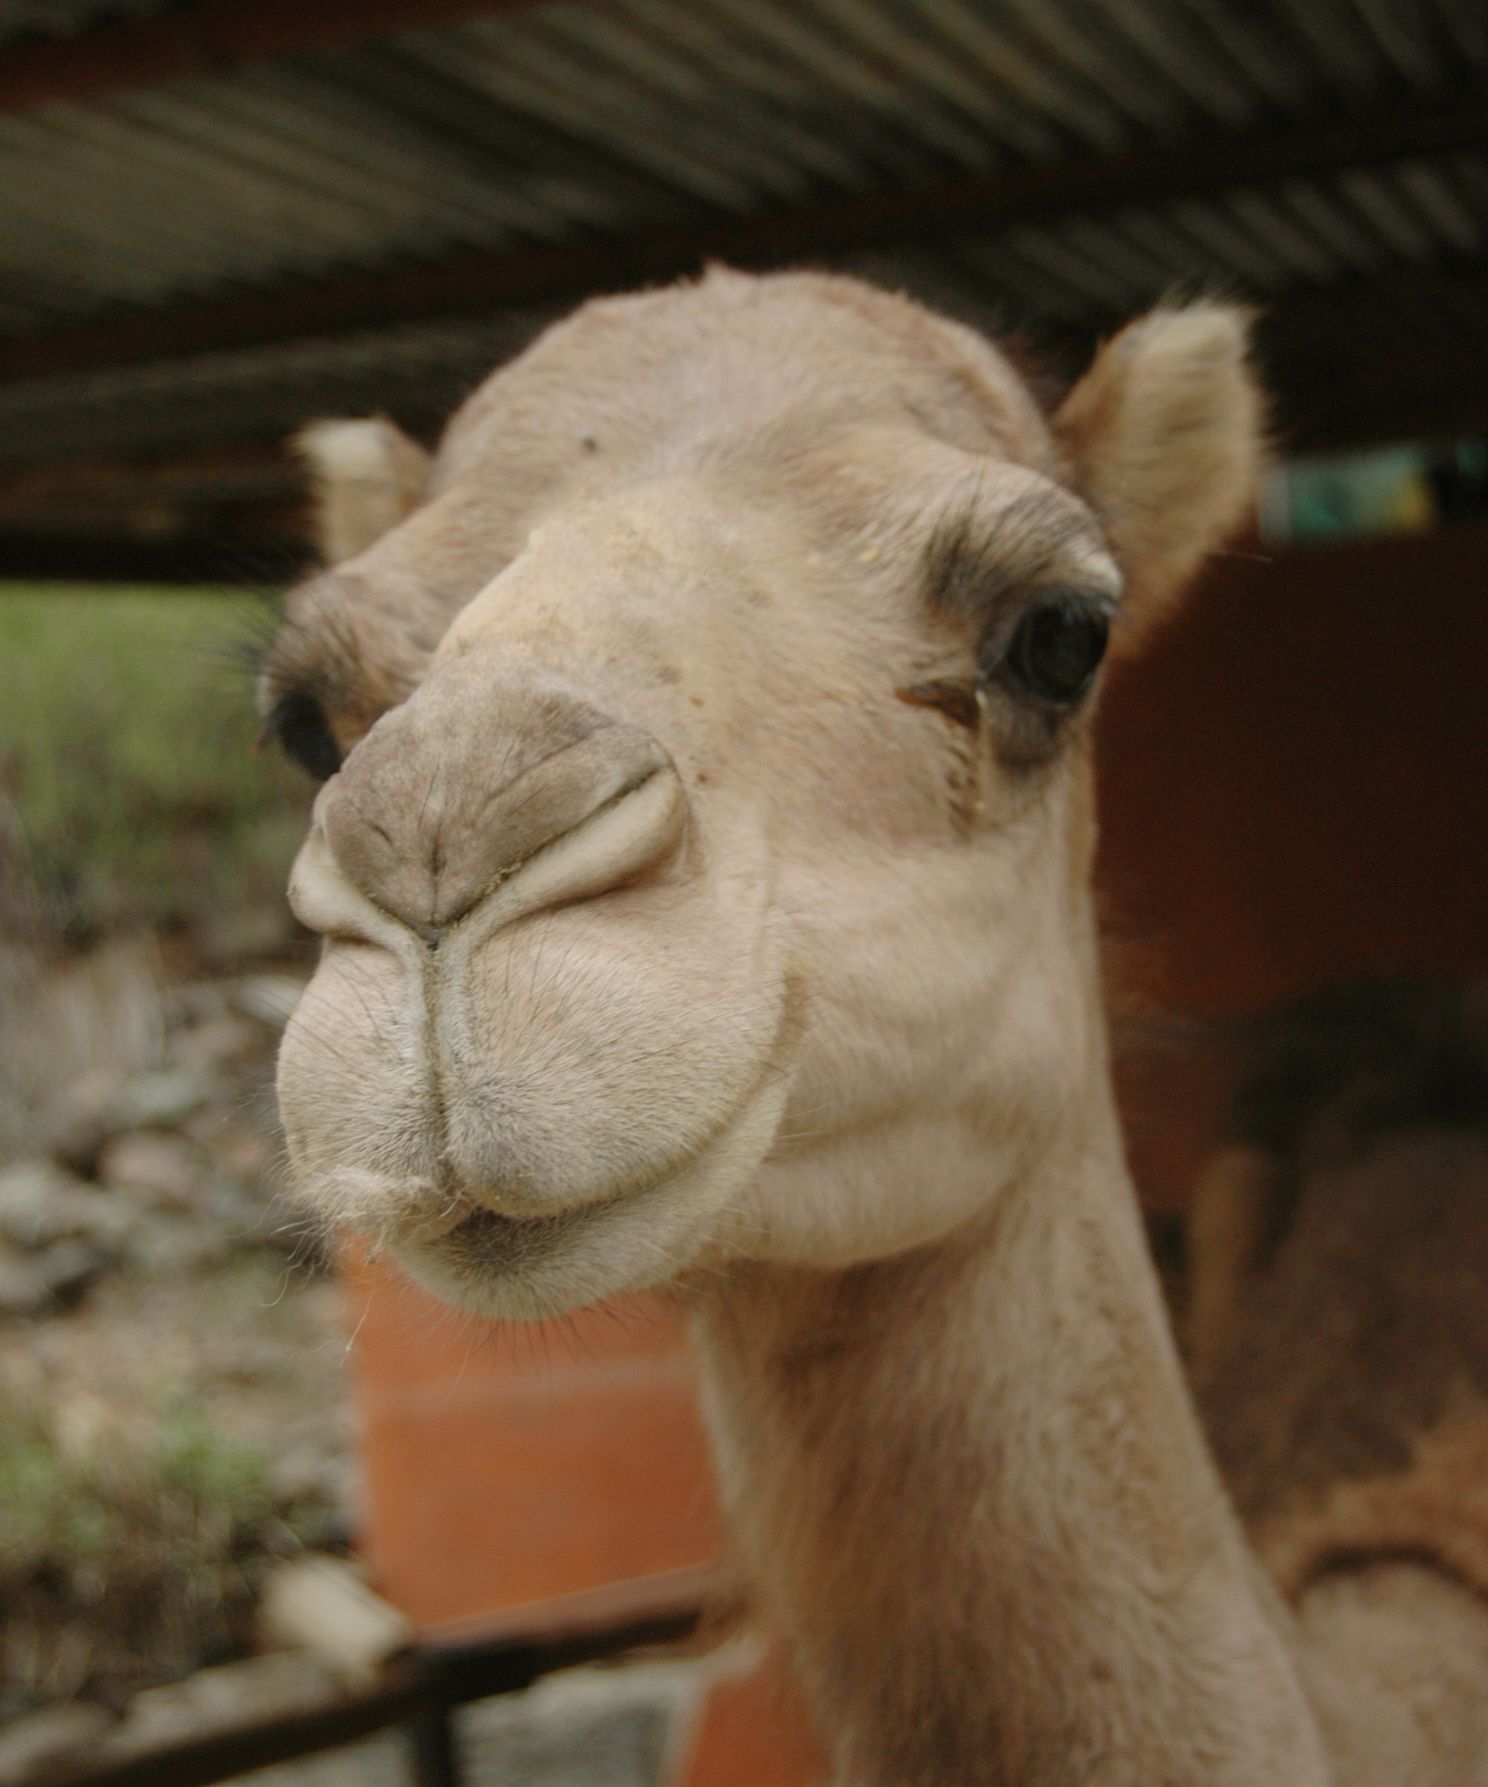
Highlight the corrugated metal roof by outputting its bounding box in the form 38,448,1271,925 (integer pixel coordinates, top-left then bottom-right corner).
0,0,1478,334
0,2,171,44
0,311,550,463
0,0,1484,568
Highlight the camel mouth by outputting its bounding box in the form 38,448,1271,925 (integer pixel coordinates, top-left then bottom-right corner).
385,1067,793,1322
390,1173,684,1322
277,822,802,1318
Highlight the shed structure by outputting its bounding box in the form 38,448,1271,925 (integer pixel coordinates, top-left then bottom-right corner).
0,0,1485,576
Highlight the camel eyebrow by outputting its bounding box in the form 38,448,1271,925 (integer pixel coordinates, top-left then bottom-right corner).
924,487,1113,617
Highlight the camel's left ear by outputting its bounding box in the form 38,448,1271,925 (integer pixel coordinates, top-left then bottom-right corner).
1054,303,1264,655
295,417,431,566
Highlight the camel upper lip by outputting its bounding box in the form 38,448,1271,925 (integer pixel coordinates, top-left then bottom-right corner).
428,981,801,1235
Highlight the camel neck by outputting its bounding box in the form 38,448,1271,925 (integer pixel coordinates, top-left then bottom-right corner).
694,1118,1329,1786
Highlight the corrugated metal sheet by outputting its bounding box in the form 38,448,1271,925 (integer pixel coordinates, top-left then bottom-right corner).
0,0,1484,539
0,311,551,462
1,0,1483,331
0,2,171,44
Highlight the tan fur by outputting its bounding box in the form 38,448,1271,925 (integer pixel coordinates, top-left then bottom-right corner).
263,270,1483,1783
1185,1143,1283,1380
296,417,431,566
1190,983,1488,1782
1054,304,1263,651
1299,1563,1488,1786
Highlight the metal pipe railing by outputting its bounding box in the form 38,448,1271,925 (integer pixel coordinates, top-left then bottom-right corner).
46,1565,715,1787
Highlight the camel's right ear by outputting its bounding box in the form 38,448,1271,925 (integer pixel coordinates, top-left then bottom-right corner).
1053,304,1264,656
295,418,431,566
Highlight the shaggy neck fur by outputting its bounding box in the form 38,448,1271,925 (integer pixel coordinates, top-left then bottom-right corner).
695,1021,1328,1786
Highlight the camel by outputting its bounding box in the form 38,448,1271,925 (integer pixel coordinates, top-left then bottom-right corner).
261,268,1488,1784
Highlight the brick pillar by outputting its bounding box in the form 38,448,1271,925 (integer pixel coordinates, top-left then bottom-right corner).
341,1248,721,1624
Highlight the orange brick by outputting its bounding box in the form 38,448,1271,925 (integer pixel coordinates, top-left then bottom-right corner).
340,1249,723,1626
673,1650,824,1787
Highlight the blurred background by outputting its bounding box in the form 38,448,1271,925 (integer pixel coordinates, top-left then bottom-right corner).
0,3,1485,1784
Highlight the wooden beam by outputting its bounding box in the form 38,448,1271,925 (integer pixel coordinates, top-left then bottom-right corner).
0,530,309,584
2,81,1485,387
47,1569,709,1787
0,0,549,114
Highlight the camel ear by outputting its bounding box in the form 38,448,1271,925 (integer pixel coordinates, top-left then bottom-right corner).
295,418,431,566
1054,304,1263,654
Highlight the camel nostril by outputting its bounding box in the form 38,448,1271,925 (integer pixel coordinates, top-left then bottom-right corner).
422,762,686,945
476,762,686,928
319,707,681,941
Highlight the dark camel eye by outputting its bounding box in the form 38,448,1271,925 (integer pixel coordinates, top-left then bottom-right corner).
1001,595,1110,705
266,692,342,781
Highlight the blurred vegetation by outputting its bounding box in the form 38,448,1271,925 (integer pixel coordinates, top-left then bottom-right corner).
0,586,310,957
0,595,337,1717
0,1387,312,1710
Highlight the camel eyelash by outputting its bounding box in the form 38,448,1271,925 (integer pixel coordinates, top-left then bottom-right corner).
924,487,1098,620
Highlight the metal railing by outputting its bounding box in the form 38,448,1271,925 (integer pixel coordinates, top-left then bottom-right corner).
47,1567,713,1787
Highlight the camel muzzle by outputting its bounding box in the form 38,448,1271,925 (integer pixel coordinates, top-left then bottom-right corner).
313,664,687,947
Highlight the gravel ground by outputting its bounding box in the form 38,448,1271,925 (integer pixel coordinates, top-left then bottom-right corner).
0,942,355,1730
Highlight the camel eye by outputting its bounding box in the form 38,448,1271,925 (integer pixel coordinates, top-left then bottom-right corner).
1000,595,1110,705
266,692,342,781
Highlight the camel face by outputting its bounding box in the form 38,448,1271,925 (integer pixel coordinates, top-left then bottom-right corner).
265,269,1257,1318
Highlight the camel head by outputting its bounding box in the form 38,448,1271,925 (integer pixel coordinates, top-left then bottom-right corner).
264,269,1261,1319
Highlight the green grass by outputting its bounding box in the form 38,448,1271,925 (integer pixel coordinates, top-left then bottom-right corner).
0,1390,301,1709
0,586,312,951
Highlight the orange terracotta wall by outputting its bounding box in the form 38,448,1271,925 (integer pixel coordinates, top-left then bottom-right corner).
1101,518,1488,1015
341,1255,720,1627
